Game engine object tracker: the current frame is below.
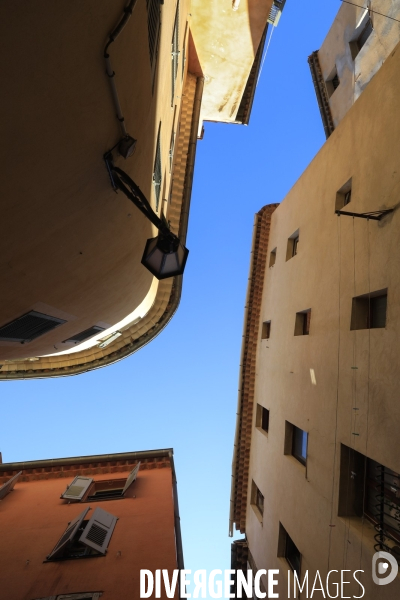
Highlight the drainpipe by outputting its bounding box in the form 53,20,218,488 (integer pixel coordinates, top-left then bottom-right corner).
229,214,259,537
169,452,185,599
104,0,138,138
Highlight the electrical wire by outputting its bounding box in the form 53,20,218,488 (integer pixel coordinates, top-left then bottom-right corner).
340,0,400,24
257,26,275,85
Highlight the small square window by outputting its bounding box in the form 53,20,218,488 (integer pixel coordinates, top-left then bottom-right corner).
325,67,340,98
286,230,299,261
261,321,271,340
294,309,311,336
335,178,352,211
256,404,269,433
350,290,387,330
278,524,301,575
269,248,277,267
285,422,308,466
251,481,264,518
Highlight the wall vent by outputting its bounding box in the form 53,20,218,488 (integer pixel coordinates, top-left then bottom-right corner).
63,326,105,344
0,311,66,343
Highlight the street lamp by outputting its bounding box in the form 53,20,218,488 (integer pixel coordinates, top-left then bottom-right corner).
104,152,189,280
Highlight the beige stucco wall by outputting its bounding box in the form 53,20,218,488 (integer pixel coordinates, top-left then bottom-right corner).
318,0,400,127
245,39,400,598
0,0,190,367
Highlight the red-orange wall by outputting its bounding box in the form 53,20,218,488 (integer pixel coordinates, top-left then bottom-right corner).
0,466,178,599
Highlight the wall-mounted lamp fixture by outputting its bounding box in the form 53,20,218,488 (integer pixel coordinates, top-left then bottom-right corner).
104,152,189,280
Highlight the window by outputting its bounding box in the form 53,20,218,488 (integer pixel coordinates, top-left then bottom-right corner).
269,248,277,267
0,471,22,500
0,311,66,343
294,309,311,336
251,481,264,518
285,421,308,466
350,290,387,330
171,1,180,106
335,178,352,211
146,0,161,75
61,463,140,502
182,22,188,80
46,507,117,561
153,125,162,211
325,66,340,98
357,17,373,51
339,445,400,562
63,326,105,345
169,108,177,173
261,321,271,340
286,230,299,261
256,404,269,433
278,524,301,575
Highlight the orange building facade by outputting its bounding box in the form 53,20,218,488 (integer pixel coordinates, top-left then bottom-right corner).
0,449,182,600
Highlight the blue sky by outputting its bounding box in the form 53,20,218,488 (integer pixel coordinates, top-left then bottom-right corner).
1,0,340,591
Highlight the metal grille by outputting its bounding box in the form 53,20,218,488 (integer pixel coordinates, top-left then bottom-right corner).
86,524,107,547
153,125,162,210
63,326,105,344
171,2,179,106
0,311,66,343
146,0,161,66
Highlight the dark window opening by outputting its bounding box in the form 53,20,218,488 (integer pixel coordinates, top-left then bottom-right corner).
326,67,340,98
146,0,161,66
0,311,66,343
339,445,400,562
292,426,308,466
335,178,352,211
256,404,269,433
350,290,387,330
261,321,271,340
278,524,301,576
285,533,301,574
294,310,311,336
357,18,373,51
269,248,277,267
286,231,299,261
251,481,264,517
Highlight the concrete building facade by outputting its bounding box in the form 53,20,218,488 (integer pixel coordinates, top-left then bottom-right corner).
230,28,400,600
0,449,181,600
308,0,400,137
0,0,280,379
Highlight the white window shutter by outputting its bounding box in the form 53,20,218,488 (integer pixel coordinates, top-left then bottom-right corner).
61,476,93,501
47,507,90,560
0,471,22,500
122,461,141,495
79,507,117,555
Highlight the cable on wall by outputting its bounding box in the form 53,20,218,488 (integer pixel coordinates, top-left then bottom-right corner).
340,0,400,24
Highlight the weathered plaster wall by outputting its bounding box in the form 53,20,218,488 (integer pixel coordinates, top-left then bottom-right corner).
318,0,400,127
245,39,400,599
0,464,177,600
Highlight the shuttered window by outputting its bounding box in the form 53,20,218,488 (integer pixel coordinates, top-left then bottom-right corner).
171,2,180,106
0,471,22,500
122,462,141,495
47,507,91,560
47,506,117,560
153,125,162,211
79,507,118,555
61,476,93,501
